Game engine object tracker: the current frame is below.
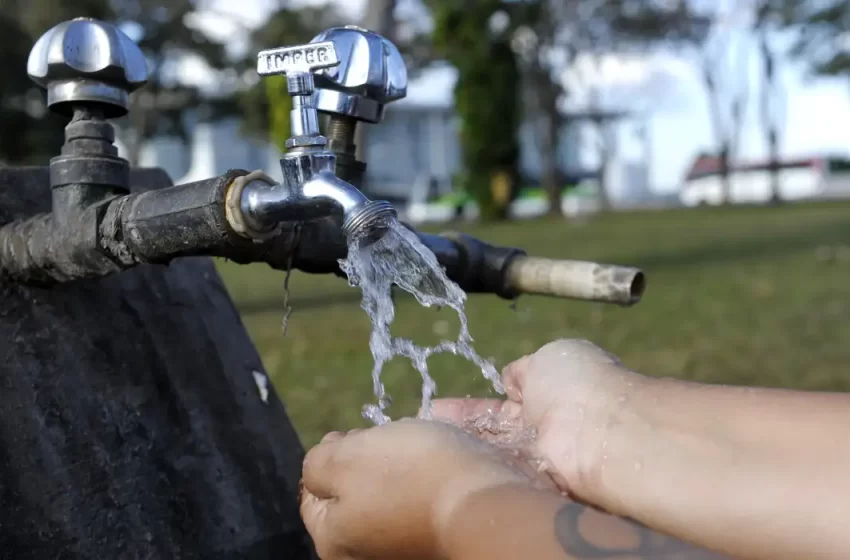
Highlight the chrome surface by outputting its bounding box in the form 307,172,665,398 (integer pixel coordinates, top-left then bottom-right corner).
27,18,148,117
257,41,340,146
341,200,397,240
248,31,400,241
239,150,379,233
310,26,408,123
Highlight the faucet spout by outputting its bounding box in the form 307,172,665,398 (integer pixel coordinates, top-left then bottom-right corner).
240,38,397,244
237,149,396,242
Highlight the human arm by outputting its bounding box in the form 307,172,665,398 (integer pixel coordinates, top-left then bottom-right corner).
431,339,850,560
584,373,850,560
298,419,722,560
443,483,723,560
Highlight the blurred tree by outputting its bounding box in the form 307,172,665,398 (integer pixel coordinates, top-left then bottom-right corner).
532,0,639,214
0,0,238,166
429,0,522,221
753,0,800,204
421,0,668,216
110,0,234,165
509,0,564,216
609,1,750,204
239,4,344,152
792,2,850,75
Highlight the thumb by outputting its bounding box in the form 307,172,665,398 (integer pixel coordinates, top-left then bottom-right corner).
502,339,625,401
534,339,624,369
501,354,532,403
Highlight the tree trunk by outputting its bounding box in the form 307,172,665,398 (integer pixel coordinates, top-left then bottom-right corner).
719,144,732,205
597,161,611,212
595,118,613,212
0,167,314,560
768,129,781,204
701,59,732,205
538,88,562,217
760,32,782,205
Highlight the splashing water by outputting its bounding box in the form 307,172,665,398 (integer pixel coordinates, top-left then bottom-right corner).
340,219,504,425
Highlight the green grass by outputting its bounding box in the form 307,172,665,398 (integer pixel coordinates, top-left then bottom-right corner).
216,202,850,446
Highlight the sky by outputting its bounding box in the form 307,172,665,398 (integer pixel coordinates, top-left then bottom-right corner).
189,0,850,193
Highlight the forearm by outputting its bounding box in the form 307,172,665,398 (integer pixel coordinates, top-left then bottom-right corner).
441,483,723,560
588,375,850,559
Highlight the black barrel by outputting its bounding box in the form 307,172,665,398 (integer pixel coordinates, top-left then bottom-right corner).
0,167,314,559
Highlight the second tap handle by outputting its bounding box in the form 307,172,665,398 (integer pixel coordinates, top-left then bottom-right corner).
257,41,340,85
257,41,340,142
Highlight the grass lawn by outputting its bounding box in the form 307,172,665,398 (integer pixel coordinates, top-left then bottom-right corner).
216,201,850,446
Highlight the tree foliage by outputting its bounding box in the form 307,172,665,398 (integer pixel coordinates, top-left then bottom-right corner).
111,0,235,163
428,0,522,220
790,2,850,76
0,0,236,165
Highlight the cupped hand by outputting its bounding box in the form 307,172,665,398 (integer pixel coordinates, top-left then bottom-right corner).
429,339,643,499
299,418,550,560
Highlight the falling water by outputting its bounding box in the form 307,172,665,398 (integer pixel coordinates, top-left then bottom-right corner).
340,219,504,425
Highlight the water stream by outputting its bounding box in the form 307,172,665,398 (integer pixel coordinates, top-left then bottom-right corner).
340,219,504,424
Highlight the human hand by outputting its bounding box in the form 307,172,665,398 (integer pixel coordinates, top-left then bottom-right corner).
429,339,643,500
299,418,550,560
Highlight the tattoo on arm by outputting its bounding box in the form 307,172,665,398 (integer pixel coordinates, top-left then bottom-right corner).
554,502,728,559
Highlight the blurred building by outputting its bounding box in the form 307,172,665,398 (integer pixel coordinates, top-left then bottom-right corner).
127,64,653,209
679,154,850,207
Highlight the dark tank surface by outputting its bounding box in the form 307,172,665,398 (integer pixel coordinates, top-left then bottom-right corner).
0,167,314,559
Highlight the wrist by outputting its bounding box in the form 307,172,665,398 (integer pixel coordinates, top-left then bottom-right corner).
431,463,535,557
437,482,565,560
569,368,659,508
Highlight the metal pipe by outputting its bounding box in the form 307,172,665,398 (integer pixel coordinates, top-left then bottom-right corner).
324,115,365,188
239,175,356,228
504,256,645,306
0,173,646,306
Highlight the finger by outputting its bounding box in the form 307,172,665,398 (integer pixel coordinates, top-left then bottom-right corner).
302,439,343,499
346,428,364,437
538,338,623,367
321,431,345,443
428,398,507,424
299,488,338,560
501,354,532,402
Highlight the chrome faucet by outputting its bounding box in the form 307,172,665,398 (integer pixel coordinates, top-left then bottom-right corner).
237,40,396,242
310,25,408,187
0,18,646,309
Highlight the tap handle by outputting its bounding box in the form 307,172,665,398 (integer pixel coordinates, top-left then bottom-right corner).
257,41,340,145
27,18,149,118
310,26,408,124
257,41,340,92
